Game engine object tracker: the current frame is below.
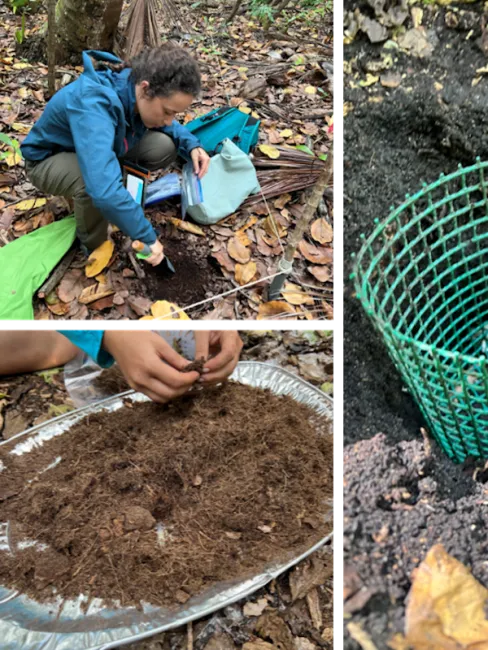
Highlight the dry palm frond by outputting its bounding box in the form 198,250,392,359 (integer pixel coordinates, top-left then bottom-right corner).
124,0,190,58
125,0,146,58
243,147,331,206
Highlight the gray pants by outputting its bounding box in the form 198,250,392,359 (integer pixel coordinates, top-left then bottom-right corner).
25,131,177,251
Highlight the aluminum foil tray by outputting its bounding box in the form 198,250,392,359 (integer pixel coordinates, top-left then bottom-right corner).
0,361,333,650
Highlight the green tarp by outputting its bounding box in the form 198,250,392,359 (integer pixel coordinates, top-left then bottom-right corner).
0,216,77,320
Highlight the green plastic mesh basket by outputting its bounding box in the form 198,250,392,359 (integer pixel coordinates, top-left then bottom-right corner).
352,159,488,463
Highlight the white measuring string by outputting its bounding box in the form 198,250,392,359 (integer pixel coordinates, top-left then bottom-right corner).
153,271,282,320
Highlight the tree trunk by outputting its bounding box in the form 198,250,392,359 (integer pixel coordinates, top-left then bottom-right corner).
47,0,56,98
53,0,124,63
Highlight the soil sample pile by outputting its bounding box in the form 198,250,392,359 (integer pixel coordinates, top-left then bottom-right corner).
0,383,332,609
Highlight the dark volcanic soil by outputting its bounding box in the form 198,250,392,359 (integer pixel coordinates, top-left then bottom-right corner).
344,1,488,647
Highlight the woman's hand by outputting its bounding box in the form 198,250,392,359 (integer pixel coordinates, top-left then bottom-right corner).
131,239,165,266
102,331,200,403
190,147,211,179
194,331,243,384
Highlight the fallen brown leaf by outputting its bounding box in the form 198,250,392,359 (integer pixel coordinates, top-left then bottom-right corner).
306,588,322,630
235,228,251,247
308,266,331,283
298,240,332,265
255,612,295,650
47,301,71,316
78,284,115,305
290,556,332,601
243,598,269,617
274,193,292,210
268,128,284,145
257,301,295,320
57,269,84,303
311,219,333,244
127,295,152,317
390,544,488,650
90,295,115,311
212,249,236,273
228,236,251,263
256,230,276,257
263,214,287,239
282,282,314,306
235,261,257,285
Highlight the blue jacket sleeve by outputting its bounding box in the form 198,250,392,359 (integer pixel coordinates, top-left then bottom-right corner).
58,331,114,368
67,88,157,245
160,120,201,161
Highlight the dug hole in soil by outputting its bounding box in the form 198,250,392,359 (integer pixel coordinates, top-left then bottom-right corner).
0,383,332,611
344,0,488,646
137,235,223,307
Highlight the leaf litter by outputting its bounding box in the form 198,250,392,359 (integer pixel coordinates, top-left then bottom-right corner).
0,2,332,320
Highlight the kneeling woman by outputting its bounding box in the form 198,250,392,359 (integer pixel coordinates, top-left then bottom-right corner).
21,45,210,266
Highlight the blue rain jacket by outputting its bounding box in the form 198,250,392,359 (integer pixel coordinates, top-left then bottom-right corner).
59,330,114,367
21,50,201,245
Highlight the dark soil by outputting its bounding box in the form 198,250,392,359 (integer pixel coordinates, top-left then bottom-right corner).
93,365,130,396
0,383,332,610
182,357,207,374
344,1,488,646
138,233,224,307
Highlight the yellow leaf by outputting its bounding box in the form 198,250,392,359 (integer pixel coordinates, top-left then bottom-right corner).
304,85,317,94
258,144,280,159
235,229,251,247
139,315,155,320
282,282,314,306
393,544,488,649
251,111,259,119
13,62,31,70
311,218,333,244
95,273,107,284
237,66,248,72
239,106,252,114
235,261,257,285
3,151,22,167
78,284,115,305
241,215,258,231
168,217,205,236
257,301,295,320
17,87,30,99
150,300,190,320
359,74,379,87
15,198,47,211
85,240,115,278
279,129,293,138
12,122,31,135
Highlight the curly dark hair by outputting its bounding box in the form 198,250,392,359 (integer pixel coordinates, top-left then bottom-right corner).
92,44,201,98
